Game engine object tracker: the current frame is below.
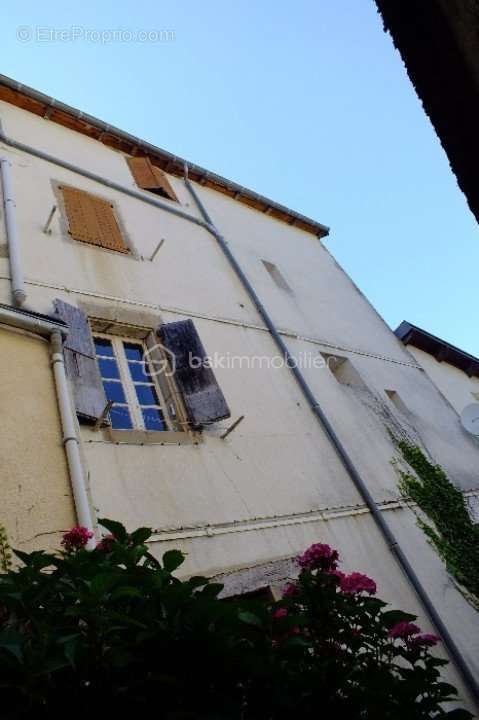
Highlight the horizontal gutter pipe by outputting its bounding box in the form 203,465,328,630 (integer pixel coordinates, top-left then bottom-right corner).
0,74,329,237
0,129,207,231
183,171,479,706
0,156,26,305
0,306,94,545
0,303,67,338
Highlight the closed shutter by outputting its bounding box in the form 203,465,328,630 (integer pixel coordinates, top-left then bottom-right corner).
158,320,231,427
61,186,129,254
54,299,108,423
127,156,178,202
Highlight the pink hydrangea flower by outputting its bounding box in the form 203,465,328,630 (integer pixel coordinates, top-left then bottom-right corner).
340,572,377,595
408,633,440,648
61,526,93,552
282,582,299,598
296,543,339,571
272,608,288,619
388,621,421,639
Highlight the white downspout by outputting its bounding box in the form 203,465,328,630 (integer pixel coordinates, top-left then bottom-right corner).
0,157,26,306
50,330,95,546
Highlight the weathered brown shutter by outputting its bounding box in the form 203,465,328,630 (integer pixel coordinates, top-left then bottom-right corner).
61,186,129,254
158,320,231,427
53,299,108,423
127,156,178,202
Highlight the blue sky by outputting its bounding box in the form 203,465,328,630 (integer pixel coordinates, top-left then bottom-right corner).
1,0,477,355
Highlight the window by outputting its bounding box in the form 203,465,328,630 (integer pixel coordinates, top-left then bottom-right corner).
61,185,129,254
321,353,367,389
94,334,167,431
127,156,178,202
261,259,292,292
385,389,410,415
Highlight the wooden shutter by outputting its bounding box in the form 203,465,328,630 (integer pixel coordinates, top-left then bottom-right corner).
61,186,129,253
127,156,178,202
158,320,231,427
54,299,108,423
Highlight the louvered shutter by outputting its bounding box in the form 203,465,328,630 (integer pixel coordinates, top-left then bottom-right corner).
61,186,129,253
158,320,231,427
127,156,178,202
151,166,178,202
54,299,108,423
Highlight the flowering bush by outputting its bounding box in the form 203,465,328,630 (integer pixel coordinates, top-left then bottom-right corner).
60,525,93,551
0,524,472,718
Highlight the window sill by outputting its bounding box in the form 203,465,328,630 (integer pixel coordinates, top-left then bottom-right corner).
104,428,201,446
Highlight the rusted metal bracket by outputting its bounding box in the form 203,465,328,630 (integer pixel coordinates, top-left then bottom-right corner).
43,205,57,234
149,238,165,262
220,415,245,440
93,400,114,431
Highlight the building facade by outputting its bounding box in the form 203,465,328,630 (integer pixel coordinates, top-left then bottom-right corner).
396,321,479,417
0,76,478,706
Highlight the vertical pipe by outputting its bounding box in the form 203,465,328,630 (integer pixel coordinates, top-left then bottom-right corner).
50,331,95,546
183,173,479,707
0,157,26,306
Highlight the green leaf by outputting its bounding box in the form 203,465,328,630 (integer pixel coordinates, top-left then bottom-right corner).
238,610,263,628
0,630,24,662
91,572,120,596
444,710,474,719
200,583,224,598
41,656,70,674
381,609,418,628
162,549,185,573
281,635,310,648
57,634,81,667
110,586,143,601
129,526,152,544
12,549,33,566
188,576,209,590
98,518,128,542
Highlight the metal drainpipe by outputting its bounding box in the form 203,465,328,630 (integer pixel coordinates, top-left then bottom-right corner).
0,129,208,231
183,169,479,706
0,157,27,306
50,331,95,546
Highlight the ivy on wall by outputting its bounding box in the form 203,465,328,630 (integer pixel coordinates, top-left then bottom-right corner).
0,524,12,572
397,441,479,610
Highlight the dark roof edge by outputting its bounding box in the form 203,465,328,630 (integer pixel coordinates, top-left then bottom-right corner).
0,74,329,238
395,321,479,378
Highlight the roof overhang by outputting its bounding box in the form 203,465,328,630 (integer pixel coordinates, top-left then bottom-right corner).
374,0,479,227
0,74,329,239
395,321,479,378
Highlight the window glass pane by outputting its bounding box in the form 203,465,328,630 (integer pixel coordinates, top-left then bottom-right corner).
98,357,120,379
103,381,126,404
110,405,133,430
135,384,159,406
142,407,166,431
94,338,114,356
128,361,149,382
124,343,143,361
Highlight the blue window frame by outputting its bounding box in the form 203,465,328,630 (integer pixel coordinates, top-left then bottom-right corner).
94,335,167,431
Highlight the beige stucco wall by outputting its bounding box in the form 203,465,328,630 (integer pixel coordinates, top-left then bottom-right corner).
0,99,478,705
407,345,479,416
0,325,75,553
